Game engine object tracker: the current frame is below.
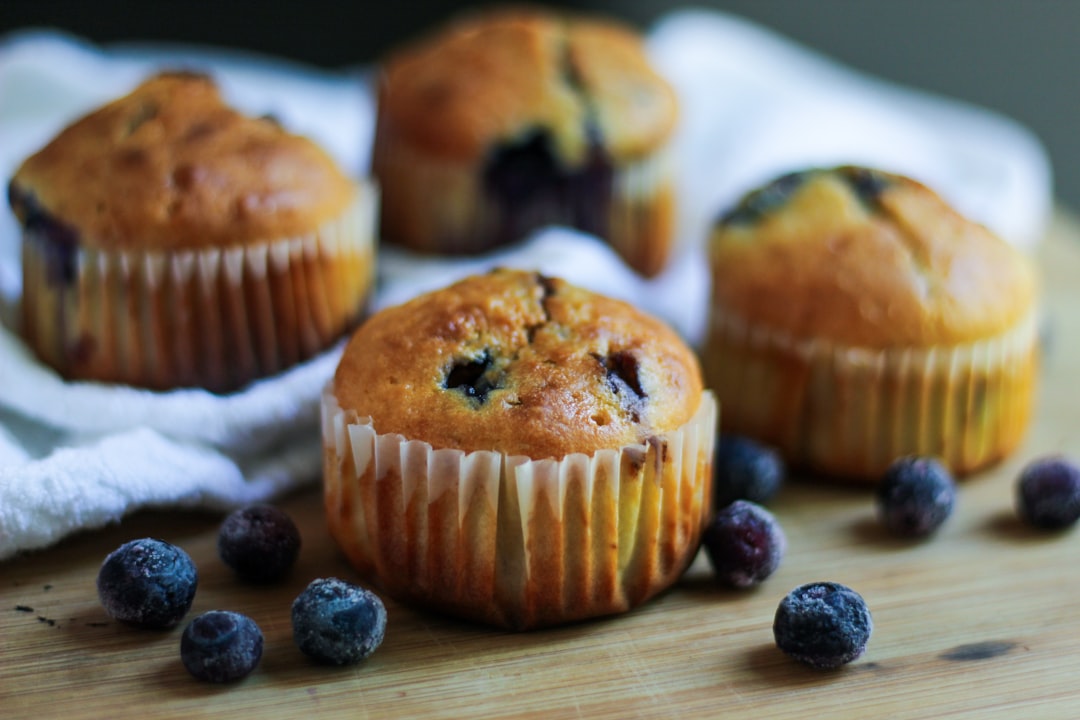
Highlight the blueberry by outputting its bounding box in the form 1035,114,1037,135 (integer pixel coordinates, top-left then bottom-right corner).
8,183,81,286
96,538,198,629
181,611,263,683
444,351,501,405
876,456,956,537
713,435,785,507
773,582,873,669
1016,456,1080,530
217,504,301,583
594,350,646,422
720,170,809,226
841,165,892,210
483,130,562,207
701,500,786,588
482,125,613,249
292,578,387,665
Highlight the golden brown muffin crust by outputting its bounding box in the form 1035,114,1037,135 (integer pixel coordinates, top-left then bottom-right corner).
333,269,703,458
9,71,355,250
709,167,1038,348
375,8,677,164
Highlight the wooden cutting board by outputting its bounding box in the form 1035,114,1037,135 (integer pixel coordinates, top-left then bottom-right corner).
3,213,1080,720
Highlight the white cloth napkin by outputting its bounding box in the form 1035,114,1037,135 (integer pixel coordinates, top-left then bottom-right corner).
0,9,1053,560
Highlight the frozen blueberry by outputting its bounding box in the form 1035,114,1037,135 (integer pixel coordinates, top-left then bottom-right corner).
713,435,785,507
876,456,956,537
292,578,387,665
773,582,873,669
1016,456,1080,530
181,611,263,683
97,538,198,629
217,504,301,583
702,500,786,588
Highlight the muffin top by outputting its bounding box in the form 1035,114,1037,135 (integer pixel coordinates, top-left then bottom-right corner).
8,71,355,251
375,8,677,165
709,166,1039,348
333,268,703,458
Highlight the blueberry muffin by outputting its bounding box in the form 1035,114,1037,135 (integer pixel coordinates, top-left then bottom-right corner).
704,166,1039,481
8,71,376,393
322,269,716,629
372,8,678,277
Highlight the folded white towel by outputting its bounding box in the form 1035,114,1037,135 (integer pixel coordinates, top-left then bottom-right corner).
0,9,1052,560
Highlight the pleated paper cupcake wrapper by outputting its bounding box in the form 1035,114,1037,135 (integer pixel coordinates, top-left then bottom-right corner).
704,306,1039,480
20,184,377,393
322,388,717,630
375,132,677,277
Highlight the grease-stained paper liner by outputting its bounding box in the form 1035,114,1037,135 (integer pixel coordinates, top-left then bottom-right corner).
374,126,678,277
703,306,1039,481
322,388,717,630
20,184,377,394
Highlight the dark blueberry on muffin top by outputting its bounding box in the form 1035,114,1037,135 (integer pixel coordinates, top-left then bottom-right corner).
839,166,892,211
720,170,810,226
444,350,503,405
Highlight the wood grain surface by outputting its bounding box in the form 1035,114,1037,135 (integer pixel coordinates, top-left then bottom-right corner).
3,213,1080,720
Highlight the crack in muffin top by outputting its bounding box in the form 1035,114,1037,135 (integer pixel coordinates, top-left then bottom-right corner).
333,268,703,458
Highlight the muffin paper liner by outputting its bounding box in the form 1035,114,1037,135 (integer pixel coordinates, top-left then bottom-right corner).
703,305,1039,480
19,183,377,393
374,130,676,277
608,148,677,278
322,388,716,630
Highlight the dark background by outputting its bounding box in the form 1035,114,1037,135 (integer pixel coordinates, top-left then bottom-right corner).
3,0,1077,210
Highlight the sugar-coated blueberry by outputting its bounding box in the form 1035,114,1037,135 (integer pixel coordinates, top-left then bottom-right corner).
702,500,786,588
773,582,873,669
97,538,198,629
876,456,956,537
217,504,301,583
292,578,387,665
181,611,263,683
1017,456,1080,530
713,435,785,507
